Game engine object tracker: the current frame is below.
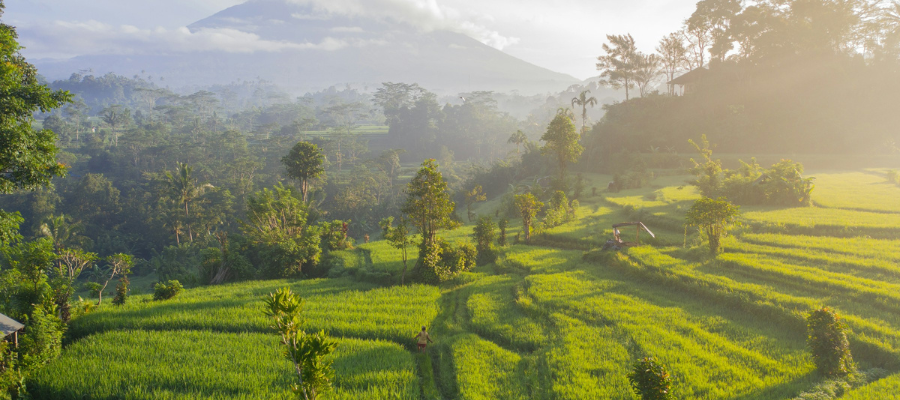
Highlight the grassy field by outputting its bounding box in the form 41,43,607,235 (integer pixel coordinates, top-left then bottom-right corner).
31,167,900,399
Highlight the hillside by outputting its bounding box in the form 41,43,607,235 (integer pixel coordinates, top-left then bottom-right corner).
28,167,900,399
32,0,579,94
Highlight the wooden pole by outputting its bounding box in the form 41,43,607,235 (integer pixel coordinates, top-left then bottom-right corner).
636,226,640,244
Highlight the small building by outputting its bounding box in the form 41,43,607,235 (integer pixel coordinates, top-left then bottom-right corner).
667,67,709,96
0,313,24,348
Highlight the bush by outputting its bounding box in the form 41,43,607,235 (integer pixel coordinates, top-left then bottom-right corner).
112,276,129,306
150,244,200,285
0,341,23,399
415,239,476,284
497,219,508,247
808,307,854,376
887,170,899,185
17,305,65,372
627,357,673,400
320,220,353,251
685,197,740,254
153,280,184,301
473,216,497,265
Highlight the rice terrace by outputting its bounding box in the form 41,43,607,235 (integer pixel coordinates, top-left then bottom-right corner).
3,0,900,399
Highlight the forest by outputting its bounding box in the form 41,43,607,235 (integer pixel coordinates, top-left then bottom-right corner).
3,0,900,399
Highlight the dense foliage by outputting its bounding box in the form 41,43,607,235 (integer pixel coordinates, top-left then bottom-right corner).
627,357,673,400
685,197,740,253
807,307,855,377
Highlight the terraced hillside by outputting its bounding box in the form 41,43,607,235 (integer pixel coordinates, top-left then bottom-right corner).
29,169,900,399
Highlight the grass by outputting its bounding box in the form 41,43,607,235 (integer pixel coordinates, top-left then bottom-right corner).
31,331,419,400
811,172,900,213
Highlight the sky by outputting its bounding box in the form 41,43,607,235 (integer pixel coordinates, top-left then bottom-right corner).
6,0,698,80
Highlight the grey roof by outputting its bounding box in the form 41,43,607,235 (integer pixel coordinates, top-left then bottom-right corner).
667,67,709,85
0,313,24,337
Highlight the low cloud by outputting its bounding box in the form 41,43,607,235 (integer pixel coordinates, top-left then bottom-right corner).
19,20,348,58
286,0,519,50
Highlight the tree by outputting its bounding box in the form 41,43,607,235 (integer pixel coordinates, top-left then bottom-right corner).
507,130,528,155
657,33,687,95
264,287,337,400
571,90,598,135
165,163,202,242
379,216,415,284
807,307,854,376
597,34,639,100
688,0,742,62
464,185,487,222
402,159,458,249
99,105,132,147
514,193,543,241
627,357,673,400
633,53,662,97
541,113,584,181
53,248,96,322
0,2,71,196
97,253,133,305
685,197,740,254
283,141,325,203
241,184,321,278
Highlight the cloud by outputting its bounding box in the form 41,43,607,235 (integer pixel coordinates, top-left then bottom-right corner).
19,20,349,57
331,26,365,33
286,0,520,50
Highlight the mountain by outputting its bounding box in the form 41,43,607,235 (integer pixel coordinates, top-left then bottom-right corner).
33,0,580,94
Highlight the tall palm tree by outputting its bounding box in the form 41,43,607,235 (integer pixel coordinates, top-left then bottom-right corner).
571,90,598,136
507,130,528,154
39,214,86,254
166,162,199,242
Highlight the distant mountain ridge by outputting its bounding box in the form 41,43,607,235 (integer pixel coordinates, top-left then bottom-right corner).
34,0,579,94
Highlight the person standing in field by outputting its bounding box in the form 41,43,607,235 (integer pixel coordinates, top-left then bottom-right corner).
416,326,433,352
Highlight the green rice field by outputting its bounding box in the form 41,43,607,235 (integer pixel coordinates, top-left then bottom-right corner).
30,167,900,399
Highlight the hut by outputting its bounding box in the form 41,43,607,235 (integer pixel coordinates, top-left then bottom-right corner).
667,67,709,96
0,313,24,348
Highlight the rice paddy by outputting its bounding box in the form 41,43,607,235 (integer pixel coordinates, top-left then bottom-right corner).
32,167,900,399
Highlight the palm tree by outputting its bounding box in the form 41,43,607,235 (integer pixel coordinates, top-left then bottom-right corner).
571,90,598,136
507,130,528,154
39,214,86,254
165,162,199,242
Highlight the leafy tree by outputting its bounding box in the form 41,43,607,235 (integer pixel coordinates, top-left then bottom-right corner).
240,184,321,278
264,287,337,400
97,253,133,305
597,34,639,100
0,5,72,196
685,197,740,254
633,53,662,97
514,193,543,241
379,216,414,284
571,90,598,136
283,141,325,203
464,185,487,222
53,248,96,322
541,113,584,181
657,33,687,95
402,159,458,249
807,307,855,376
627,357,673,400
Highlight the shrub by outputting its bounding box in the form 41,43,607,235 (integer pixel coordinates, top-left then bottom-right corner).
415,239,476,284
497,219,508,247
320,220,353,251
17,305,65,372
112,276,129,306
887,170,899,185
808,307,854,376
153,280,184,301
473,216,497,265
0,340,22,399
627,357,673,400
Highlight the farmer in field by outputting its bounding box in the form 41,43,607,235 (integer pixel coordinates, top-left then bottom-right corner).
416,326,433,352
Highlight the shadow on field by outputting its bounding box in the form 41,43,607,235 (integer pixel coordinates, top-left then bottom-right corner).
728,371,820,400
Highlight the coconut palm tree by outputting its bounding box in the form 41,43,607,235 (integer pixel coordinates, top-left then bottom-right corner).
165,162,199,241
571,90,598,136
507,130,528,154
